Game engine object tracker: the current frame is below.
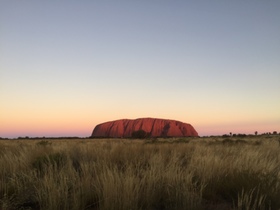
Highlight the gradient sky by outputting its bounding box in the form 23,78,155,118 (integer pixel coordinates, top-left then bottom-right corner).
1,0,280,138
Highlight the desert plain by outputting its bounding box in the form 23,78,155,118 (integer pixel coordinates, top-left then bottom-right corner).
1,134,280,210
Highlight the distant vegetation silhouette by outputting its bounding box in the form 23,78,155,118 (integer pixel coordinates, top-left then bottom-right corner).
131,129,149,139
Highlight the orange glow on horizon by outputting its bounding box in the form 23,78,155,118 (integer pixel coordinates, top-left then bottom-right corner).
1,116,279,138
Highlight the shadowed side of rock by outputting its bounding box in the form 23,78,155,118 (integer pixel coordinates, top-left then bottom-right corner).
91,118,198,138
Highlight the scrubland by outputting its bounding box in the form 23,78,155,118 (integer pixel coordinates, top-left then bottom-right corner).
0,135,280,210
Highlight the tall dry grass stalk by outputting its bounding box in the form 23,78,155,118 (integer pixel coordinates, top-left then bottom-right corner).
0,136,280,210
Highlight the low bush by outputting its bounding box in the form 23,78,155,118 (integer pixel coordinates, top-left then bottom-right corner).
131,129,149,139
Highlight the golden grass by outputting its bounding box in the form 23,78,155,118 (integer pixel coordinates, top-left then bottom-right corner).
0,135,280,210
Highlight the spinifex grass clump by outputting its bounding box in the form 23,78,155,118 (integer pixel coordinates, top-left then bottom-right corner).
202,169,279,209
0,135,279,210
32,152,67,174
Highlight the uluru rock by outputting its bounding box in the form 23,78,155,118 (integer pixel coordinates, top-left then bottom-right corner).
91,118,198,138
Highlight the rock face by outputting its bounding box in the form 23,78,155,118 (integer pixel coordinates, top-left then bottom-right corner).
91,118,198,138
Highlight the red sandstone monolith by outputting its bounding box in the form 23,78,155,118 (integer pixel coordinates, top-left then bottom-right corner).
91,118,198,138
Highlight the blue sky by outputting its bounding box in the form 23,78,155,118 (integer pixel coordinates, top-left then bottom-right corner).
1,0,280,137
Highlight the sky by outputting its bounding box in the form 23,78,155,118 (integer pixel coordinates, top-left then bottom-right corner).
1,0,280,138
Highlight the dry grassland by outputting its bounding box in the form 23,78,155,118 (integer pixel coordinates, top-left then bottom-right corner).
0,135,280,210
